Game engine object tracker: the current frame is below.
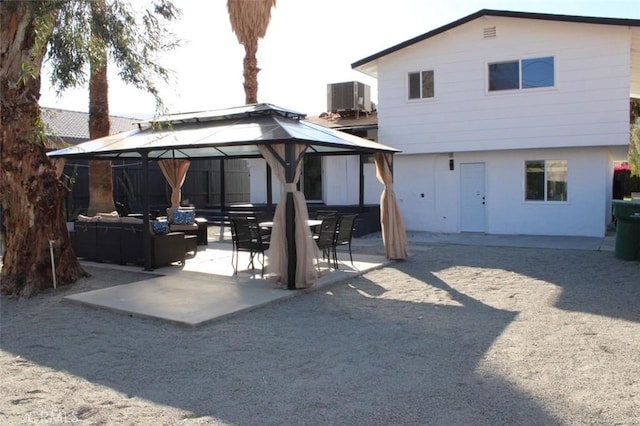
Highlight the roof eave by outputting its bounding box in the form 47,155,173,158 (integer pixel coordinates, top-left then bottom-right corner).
352,9,640,72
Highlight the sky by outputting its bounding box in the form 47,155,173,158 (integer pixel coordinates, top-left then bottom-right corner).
38,0,640,119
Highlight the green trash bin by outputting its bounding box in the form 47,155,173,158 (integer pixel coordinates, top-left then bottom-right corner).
612,200,640,261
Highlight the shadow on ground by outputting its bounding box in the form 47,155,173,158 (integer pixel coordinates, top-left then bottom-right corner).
0,256,566,425
407,243,640,323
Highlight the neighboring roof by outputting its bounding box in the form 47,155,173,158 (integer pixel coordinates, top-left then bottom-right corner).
352,9,640,74
48,103,399,160
41,107,139,145
305,111,378,131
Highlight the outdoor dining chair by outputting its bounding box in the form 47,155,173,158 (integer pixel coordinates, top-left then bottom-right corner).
230,216,270,278
313,215,340,269
334,214,358,267
312,210,338,235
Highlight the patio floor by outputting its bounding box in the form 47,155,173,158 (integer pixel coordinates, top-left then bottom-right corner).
54,225,616,327
64,241,390,326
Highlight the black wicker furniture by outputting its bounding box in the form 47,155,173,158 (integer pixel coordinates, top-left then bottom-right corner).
72,218,187,268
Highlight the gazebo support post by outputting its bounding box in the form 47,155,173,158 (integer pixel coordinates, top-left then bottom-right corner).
285,144,297,290
141,151,152,271
266,164,273,212
220,159,226,211
359,154,365,212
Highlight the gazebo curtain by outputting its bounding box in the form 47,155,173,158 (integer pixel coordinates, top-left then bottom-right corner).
52,158,66,179
375,152,408,260
158,159,191,208
258,143,317,288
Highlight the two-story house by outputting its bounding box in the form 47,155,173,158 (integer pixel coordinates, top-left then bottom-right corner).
352,9,640,238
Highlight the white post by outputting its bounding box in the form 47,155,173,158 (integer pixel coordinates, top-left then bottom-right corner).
49,240,57,290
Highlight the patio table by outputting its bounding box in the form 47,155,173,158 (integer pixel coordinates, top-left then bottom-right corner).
259,220,322,228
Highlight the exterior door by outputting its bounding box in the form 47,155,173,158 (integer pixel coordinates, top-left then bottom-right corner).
460,163,486,232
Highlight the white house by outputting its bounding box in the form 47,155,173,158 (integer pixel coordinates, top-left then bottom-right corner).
350,9,640,238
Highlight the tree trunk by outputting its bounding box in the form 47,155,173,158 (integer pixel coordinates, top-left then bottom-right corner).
87,0,114,216
1,2,87,298
243,41,259,104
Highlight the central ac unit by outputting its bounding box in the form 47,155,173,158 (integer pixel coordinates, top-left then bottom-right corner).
327,81,371,114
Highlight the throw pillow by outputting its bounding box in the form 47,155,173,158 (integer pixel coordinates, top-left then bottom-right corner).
152,220,169,235
173,209,194,225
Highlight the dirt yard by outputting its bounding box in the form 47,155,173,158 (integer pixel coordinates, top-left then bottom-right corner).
1,242,639,425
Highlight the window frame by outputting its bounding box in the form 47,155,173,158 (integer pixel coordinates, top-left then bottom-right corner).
524,159,568,203
408,70,435,100
488,56,555,93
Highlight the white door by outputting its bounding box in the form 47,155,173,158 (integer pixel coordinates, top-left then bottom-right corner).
460,163,486,232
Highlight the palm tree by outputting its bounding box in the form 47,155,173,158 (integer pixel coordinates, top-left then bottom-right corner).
87,0,115,216
227,0,276,104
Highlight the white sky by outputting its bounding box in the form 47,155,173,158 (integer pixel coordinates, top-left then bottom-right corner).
38,0,640,119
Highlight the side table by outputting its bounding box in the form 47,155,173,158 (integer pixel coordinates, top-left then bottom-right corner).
195,217,208,245
184,234,198,255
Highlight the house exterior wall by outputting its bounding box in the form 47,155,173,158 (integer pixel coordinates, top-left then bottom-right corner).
376,17,632,155
367,16,634,237
394,146,627,237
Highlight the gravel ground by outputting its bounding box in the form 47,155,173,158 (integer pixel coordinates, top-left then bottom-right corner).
1,241,639,425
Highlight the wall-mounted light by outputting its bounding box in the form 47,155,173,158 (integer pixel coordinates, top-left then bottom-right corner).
449,152,454,171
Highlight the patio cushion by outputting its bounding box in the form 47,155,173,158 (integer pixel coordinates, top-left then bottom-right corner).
166,207,195,223
173,209,195,225
152,220,169,235
77,214,101,222
96,211,120,222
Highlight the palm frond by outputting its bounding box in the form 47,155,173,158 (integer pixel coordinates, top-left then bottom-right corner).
227,0,276,45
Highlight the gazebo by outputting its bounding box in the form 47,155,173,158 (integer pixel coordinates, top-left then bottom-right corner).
48,103,408,290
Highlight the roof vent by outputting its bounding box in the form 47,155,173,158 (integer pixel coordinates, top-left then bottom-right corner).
483,27,497,39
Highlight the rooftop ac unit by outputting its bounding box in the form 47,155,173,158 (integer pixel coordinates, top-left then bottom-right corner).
327,81,371,114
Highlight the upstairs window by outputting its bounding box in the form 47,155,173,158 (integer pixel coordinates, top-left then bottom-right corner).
408,70,434,99
489,56,554,91
525,160,567,202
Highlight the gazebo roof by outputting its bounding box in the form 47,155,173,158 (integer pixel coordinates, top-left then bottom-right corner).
47,103,400,160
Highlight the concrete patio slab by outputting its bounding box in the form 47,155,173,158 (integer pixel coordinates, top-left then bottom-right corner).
61,229,616,327
64,246,389,326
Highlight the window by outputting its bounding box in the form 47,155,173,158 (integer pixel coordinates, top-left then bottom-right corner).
489,61,519,91
408,70,434,99
489,56,554,91
525,160,567,202
300,155,322,201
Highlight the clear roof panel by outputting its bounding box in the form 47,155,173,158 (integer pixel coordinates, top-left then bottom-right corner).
48,103,399,160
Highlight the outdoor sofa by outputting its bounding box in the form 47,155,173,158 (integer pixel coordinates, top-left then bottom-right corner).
72,215,193,268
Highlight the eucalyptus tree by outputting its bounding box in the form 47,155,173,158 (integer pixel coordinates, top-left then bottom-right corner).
0,0,180,297
227,0,276,104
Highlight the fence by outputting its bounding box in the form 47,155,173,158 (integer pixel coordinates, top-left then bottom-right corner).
62,158,250,217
